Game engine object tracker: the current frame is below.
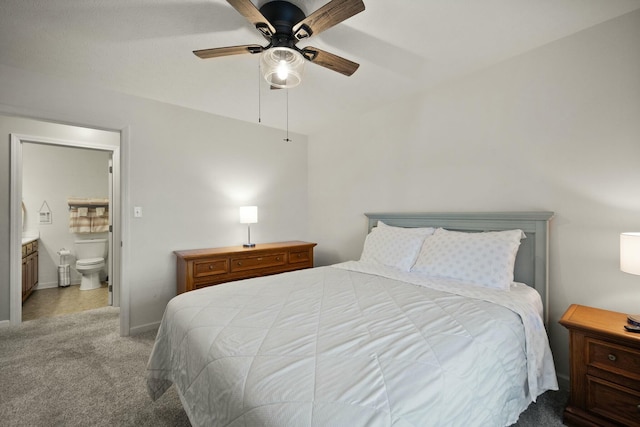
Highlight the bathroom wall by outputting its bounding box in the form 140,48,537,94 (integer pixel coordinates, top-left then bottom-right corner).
22,143,111,288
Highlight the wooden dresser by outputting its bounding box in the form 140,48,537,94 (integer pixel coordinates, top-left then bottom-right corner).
174,241,317,294
560,304,640,426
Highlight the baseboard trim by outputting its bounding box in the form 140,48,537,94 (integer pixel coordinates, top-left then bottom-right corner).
35,281,60,290
129,321,160,336
35,280,81,290
0,319,10,328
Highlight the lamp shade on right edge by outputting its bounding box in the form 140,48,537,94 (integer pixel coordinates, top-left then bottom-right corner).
621,232,640,275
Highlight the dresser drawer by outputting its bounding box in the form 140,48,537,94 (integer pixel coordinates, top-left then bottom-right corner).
230,252,286,273
588,338,640,380
193,259,229,278
289,249,311,264
587,376,640,426
194,280,222,290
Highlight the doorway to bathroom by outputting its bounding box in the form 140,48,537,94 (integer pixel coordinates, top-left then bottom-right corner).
9,126,122,330
21,143,112,321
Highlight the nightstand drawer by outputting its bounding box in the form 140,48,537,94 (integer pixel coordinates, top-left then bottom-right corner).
230,253,286,272
588,338,640,380
194,259,229,278
587,376,640,426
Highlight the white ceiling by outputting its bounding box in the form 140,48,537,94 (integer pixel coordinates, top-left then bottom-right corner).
1,0,639,135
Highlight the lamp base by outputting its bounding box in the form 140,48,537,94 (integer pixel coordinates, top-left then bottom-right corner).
627,314,640,326
243,243,256,248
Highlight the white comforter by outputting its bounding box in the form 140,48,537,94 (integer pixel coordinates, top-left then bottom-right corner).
147,262,558,427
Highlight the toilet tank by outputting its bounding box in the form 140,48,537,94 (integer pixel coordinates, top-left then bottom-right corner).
74,238,107,260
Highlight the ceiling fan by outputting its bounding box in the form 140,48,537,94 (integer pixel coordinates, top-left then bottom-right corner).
194,0,365,88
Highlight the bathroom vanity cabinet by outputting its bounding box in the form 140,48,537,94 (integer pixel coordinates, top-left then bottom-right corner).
22,240,39,302
174,241,316,294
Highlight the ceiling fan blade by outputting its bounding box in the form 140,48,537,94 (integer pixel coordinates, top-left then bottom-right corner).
293,0,365,40
227,0,276,38
193,44,264,59
301,47,359,76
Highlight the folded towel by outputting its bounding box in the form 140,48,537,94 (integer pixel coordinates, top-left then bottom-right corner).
96,207,105,217
67,197,88,205
68,197,109,207
89,198,109,205
78,207,89,217
69,208,91,233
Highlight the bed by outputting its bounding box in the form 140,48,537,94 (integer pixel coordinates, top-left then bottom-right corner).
147,212,558,426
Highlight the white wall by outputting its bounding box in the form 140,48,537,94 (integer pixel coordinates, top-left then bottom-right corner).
308,9,640,385
0,66,308,331
23,142,111,287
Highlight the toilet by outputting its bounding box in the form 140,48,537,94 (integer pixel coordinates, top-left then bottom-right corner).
74,238,107,291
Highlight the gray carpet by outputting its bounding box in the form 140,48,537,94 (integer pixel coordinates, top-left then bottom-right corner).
0,307,568,426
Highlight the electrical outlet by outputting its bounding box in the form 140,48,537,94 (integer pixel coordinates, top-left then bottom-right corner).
134,207,143,218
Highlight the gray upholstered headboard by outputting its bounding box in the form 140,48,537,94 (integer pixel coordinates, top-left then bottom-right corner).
364,212,554,324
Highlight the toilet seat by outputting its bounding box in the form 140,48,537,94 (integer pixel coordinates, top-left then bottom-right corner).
77,257,104,267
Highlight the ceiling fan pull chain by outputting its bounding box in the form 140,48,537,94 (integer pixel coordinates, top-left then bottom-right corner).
258,63,262,124
284,89,292,143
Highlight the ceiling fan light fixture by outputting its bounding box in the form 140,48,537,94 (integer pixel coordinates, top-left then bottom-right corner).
261,47,304,89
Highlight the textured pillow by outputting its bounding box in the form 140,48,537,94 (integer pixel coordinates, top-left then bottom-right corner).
360,225,434,271
377,221,436,236
411,228,525,290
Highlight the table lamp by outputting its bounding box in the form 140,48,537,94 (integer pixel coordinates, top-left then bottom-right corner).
240,206,258,248
621,232,640,324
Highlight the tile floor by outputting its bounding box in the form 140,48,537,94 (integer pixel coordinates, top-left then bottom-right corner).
22,283,109,321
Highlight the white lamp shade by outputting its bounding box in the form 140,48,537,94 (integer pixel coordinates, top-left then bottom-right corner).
621,232,640,275
239,206,258,224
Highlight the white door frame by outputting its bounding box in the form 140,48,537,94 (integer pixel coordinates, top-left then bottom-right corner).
10,133,127,335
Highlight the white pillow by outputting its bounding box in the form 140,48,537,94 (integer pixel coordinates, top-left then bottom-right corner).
411,228,525,290
360,224,435,271
377,221,435,236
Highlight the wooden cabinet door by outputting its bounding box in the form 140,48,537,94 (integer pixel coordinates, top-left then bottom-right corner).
27,254,33,293
22,258,28,299
31,252,39,289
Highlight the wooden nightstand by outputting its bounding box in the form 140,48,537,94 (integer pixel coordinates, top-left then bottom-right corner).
174,241,316,294
560,304,640,426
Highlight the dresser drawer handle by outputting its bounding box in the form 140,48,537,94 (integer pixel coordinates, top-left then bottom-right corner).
297,253,302,258
208,264,214,270
637,404,640,412
276,257,280,261
608,354,617,362
237,261,242,266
